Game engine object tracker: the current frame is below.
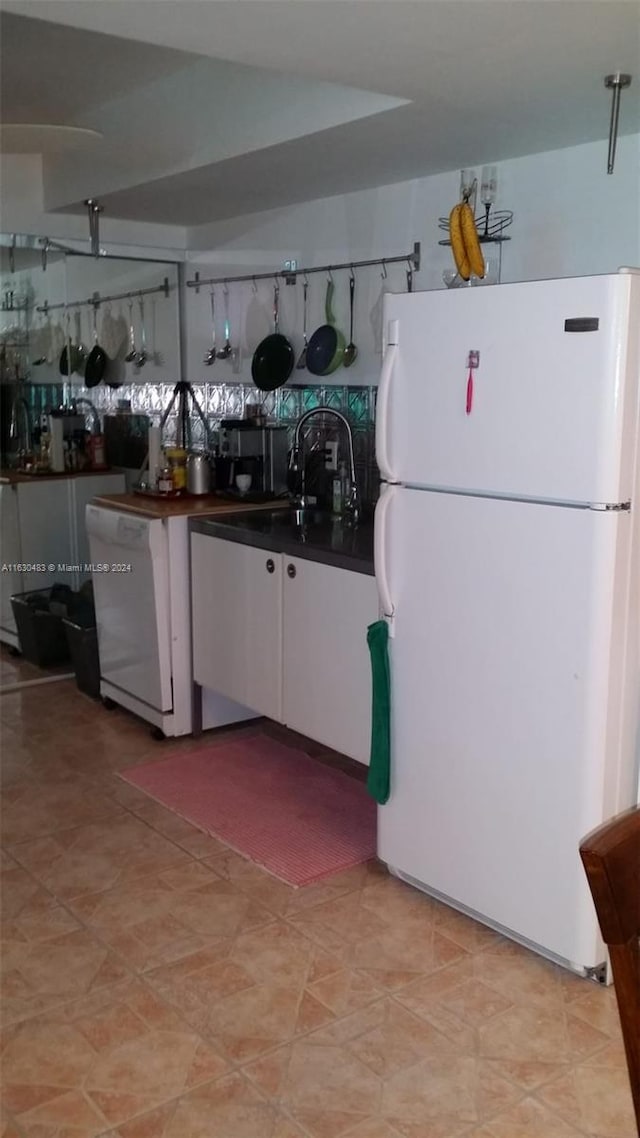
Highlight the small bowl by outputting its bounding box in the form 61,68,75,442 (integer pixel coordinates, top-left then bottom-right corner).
235,473,252,494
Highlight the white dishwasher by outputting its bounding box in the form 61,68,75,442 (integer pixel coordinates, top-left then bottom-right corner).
86,506,172,714
86,503,252,737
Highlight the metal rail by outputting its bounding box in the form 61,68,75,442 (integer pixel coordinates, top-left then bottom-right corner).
36,277,171,313
185,242,421,291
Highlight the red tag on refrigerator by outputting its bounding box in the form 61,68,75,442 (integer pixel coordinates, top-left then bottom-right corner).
466,369,473,415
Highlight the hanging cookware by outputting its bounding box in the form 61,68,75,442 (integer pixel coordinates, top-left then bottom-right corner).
59,309,86,376
251,283,294,392
217,283,232,359
306,277,346,376
296,276,309,370
84,304,108,387
135,298,148,367
342,272,358,367
203,288,217,365
125,300,137,362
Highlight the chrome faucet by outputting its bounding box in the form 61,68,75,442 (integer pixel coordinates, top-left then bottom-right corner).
9,394,33,457
290,407,360,522
71,397,101,435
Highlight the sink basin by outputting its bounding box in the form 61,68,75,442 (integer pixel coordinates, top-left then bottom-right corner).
289,507,335,529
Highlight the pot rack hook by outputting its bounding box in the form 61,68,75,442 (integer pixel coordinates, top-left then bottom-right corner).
381,259,388,280
327,267,334,284
406,261,414,293
349,263,356,283
604,72,632,173
252,276,258,294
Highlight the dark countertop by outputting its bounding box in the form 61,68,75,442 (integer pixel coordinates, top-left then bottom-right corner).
191,509,374,576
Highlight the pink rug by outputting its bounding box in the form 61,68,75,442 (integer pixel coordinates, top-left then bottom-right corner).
120,732,377,886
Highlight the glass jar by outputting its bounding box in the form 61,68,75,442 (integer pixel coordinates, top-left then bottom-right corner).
157,464,174,494
165,447,187,491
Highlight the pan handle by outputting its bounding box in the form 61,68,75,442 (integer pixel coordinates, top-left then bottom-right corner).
325,280,336,326
273,284,280,334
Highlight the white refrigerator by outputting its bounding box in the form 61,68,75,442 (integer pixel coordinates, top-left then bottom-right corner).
374,268,640,976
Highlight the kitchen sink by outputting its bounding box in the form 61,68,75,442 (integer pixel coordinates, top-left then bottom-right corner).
289,506,336,529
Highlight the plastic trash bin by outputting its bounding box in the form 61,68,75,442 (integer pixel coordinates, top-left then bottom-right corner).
11,588,71,667
63,617,100,699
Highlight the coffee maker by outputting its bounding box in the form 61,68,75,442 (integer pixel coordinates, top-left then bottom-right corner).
216,421,289,497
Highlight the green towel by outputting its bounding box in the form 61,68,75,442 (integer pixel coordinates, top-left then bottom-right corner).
367,619,391,805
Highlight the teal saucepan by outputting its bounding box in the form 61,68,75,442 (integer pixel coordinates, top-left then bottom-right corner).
306,280,345,376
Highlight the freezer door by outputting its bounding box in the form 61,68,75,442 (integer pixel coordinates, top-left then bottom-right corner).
380,271,639,504
377,487,637,970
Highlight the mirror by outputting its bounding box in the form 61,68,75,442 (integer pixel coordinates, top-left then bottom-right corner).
0,234,67,387
0,232,182,674
63,252,181,390
1,232,181,465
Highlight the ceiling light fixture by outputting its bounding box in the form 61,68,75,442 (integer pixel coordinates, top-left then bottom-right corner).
0,123,103,154
604,72,632,174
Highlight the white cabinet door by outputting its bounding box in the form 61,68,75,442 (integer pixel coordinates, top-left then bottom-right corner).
191,534,282,720
17,480,72,595
282,557,378,763
0,484,21,639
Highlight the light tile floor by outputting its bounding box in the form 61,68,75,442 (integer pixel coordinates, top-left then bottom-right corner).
0,667,636,1137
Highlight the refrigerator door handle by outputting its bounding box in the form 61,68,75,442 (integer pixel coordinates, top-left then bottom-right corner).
374,484,396,634
376,332,398,482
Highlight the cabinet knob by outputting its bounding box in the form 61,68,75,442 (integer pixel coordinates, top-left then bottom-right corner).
266,558,275,574
287,563,296,579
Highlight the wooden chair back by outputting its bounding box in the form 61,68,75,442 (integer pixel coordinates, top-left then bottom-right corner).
580,805,640,1135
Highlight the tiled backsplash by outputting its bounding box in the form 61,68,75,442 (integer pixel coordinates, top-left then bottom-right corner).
24,380,379,503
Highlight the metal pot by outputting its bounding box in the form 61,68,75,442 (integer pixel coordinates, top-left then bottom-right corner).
187,452,211,495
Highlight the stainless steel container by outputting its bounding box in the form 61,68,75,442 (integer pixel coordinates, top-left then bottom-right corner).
186,452,210,495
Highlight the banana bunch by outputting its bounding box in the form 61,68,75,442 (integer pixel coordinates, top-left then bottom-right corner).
449,200,485,281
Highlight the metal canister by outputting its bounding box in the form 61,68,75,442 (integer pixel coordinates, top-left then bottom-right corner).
186,452,210,495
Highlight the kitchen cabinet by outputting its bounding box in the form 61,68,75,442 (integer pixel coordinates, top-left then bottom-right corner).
191,534,378,762
0,472,125,649
282,555,378,764
191,533,283,720
0,483,22,640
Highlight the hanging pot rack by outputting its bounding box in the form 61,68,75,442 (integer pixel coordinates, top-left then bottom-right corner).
35,277,171,314
185,242,421,292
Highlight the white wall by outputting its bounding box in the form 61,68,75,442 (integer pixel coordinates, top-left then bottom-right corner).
184,134,640,388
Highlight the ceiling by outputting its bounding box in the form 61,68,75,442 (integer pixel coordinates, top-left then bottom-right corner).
1,1,638,230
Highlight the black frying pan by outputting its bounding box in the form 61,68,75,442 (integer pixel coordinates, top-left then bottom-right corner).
251,284,294,392
84,305,108,387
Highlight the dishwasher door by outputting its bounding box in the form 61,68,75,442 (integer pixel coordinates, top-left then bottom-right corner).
86,506,172,712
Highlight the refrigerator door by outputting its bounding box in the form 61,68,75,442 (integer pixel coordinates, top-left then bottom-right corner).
377,486,637,970
380,271,639,505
